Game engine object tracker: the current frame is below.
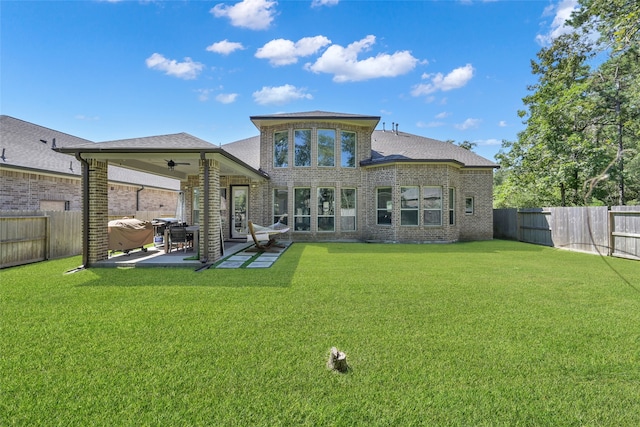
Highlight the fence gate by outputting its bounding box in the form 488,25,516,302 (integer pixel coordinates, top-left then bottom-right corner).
0,216,48,268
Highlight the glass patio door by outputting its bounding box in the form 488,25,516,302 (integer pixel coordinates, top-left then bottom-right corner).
231,186,249,238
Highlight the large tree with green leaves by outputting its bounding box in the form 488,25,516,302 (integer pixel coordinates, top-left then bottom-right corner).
495,0,639,208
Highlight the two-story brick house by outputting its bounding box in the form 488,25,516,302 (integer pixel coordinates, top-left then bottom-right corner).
54,110,497,266
224,111,497,244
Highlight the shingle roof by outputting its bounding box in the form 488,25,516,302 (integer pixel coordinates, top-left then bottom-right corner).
250,110,380,129
222,129,497,169
0,115,180,190
367,130,497,168
82,133,216,150
221,136,261,170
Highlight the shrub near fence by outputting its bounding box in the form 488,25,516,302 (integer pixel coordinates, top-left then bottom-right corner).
1,210,174,268
493,207,640,260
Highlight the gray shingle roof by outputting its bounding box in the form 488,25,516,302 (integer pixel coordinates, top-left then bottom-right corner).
0,115,180,190
86,133,216,150
221,136,261,170
368,130,497,168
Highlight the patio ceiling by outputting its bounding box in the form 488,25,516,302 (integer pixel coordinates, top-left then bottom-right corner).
57,147,269,182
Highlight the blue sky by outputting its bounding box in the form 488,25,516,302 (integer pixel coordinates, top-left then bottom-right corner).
1,0,578,161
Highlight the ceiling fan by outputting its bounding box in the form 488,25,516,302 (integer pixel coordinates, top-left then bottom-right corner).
165,159,190,170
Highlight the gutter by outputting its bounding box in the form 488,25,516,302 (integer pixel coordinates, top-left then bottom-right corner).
136,185,145,211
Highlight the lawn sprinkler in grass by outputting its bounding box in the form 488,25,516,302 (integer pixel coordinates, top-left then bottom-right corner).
327,347,349,373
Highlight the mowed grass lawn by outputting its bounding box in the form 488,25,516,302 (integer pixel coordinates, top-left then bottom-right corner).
2,240,639,426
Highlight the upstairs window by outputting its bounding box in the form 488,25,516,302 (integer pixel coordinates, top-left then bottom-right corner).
317,130,335,167
294,129,311,167
341,131,356,168
274,131,288,168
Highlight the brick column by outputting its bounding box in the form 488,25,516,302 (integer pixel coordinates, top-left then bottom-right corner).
87,158,109,265
199,158,221,263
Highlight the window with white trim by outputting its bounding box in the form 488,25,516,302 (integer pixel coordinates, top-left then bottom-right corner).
465,197,474,215
317,129,335,167
376,187,392,225
340,188,356,231
400,186,419,226
294,130,311,167
423,186,442,226
294,188,311,231
449,188,455,225
340,131,356,168
273,189,288,225
274,131,288,168
317,187,335,231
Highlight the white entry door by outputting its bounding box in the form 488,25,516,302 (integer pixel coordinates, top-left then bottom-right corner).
231,186,249,238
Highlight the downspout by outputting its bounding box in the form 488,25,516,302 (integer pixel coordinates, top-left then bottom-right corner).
201,152,210,263
75,152,89,268
136,185,145,211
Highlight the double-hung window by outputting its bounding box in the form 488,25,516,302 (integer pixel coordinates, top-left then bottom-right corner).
317,188,335,231
317,130,335,167
273,189,288,225
376,187,392,225
340,131,356,168
400,186,419,226
423,187,442,226
294,130,311,167
294,188,311,231
274,131,288,168
340,188,356,231
449,188,455,225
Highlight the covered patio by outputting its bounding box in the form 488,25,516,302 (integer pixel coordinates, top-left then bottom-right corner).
57,133,269,268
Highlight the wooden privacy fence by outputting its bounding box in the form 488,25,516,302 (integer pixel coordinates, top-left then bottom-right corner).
1,210,174,268
494,207,640,260
0,211,82,268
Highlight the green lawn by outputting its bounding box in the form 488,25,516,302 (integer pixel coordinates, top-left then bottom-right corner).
2,240,639,426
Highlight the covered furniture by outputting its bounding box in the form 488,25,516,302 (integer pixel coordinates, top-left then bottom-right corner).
108,218,154,254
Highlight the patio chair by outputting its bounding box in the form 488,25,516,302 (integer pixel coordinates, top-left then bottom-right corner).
168,226,189,253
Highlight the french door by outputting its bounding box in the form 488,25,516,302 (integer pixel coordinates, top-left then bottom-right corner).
231,186,249,238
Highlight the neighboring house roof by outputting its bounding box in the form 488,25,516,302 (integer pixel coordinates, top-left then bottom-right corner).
0,115,180,190
365,130,498,168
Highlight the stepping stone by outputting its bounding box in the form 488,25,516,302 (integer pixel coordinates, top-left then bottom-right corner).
227,255,252,262
246,261,274,268
257,253,280,258
216,261,245,269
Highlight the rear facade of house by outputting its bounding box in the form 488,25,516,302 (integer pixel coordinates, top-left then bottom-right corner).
223,111,496,243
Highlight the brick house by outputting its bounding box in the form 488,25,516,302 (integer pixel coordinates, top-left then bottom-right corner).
47,110,496,266
0,115,180,213
224,111,497,243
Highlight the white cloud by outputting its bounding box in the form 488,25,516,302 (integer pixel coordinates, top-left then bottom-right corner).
475,138,501,146
417,121,445,128
206,40,245,55
216,93,239,104
311,0,339,7
256,36,331,66
455,118,482,130
305,35,419,82
411,64,474,96
252,84,313,105
145,53,204,79
498,120,507,127
196,89,212,101
75,115,100,121
535,0,579,45
435,111,450,119
211,0,277,30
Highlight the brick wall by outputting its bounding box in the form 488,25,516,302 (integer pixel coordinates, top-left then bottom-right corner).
460,169,494,240
0,170,82,210
87,159,109,264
